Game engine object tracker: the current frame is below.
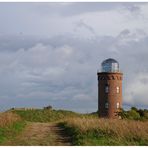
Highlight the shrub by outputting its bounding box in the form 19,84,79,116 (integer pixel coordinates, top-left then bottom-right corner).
43,105,52,110
127,110,140,120
131,107,138,112
138,109,145,117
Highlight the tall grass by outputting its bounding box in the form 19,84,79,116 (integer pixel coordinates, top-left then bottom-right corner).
0,112,25,145
0,112,21,128
60,117,148,145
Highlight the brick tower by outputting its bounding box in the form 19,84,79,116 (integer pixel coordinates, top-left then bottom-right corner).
97,58,123,118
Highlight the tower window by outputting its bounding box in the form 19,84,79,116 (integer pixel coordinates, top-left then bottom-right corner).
105,102,109,109
105,85,109,93
116,86,120,93
116,102,120,109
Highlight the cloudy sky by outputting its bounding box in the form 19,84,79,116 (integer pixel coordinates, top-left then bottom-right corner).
0,2,148,112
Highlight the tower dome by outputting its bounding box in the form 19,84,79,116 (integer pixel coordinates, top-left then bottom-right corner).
101,58,119,72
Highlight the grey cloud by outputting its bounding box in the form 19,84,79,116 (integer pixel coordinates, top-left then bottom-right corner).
0,2,122,17
124,3,148,18
123,3,141,13
74,19,97,36
0,3,147,37
0,28,148,112
140,78,148,84
30,2,125,16
0,3,148,112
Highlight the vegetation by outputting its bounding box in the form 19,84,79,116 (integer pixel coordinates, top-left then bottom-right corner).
43,105,52,110
118,107,148,120
0,112,21,128
0,112,26,144
12,109,83,122
0,107,148,146
59,117,148,145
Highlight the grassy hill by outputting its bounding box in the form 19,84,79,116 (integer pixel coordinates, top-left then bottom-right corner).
0,108,147,146
11,109,84,122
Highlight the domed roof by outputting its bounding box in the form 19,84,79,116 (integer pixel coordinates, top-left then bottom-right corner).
101,58,119,72
102,58,119,65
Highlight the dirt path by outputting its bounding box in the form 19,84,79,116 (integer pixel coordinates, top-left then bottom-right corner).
4,122,71,146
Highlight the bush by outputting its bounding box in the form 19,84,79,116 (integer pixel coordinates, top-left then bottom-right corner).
117,107,148,120
43,105,52,110
127,110,140,120
131,107,138,112
138,109,145,117
143,112,148,119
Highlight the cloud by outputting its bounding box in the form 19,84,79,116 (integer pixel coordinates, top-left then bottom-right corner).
0,34,98,112
125,73,148,107
74,19,97,38
0,3,148,112
0,3,148,37
0,28,148,112
32,3,124,16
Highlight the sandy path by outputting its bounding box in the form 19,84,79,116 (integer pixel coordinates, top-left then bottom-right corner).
4,122,71,146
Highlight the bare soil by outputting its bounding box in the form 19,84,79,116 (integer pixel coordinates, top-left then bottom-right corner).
3,122,71,146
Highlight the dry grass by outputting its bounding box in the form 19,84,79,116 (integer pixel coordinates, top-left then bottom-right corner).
64,117,148,143
4,122,71,146
0,112,21,128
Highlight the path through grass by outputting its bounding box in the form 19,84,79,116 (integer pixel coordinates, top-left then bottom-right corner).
3,122,72,146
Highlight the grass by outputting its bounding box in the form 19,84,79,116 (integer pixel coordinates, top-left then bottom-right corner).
0,112,26,145
59,117,148,146
0,112,21,127
1,109,148,146
12,109,84,122
4,122,59,146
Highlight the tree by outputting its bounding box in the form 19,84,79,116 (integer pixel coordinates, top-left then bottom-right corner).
137,109,144,117
131,107,138,112
44,105,52,110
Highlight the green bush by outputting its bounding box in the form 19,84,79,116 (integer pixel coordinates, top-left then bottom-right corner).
127,110,140,120
118,107,148,120
131,107,138,112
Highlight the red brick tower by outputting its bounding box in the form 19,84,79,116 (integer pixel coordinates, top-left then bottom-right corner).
97,58,123,118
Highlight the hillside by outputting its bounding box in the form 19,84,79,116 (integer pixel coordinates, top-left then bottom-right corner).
11,109,86,122
0,108,147,146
